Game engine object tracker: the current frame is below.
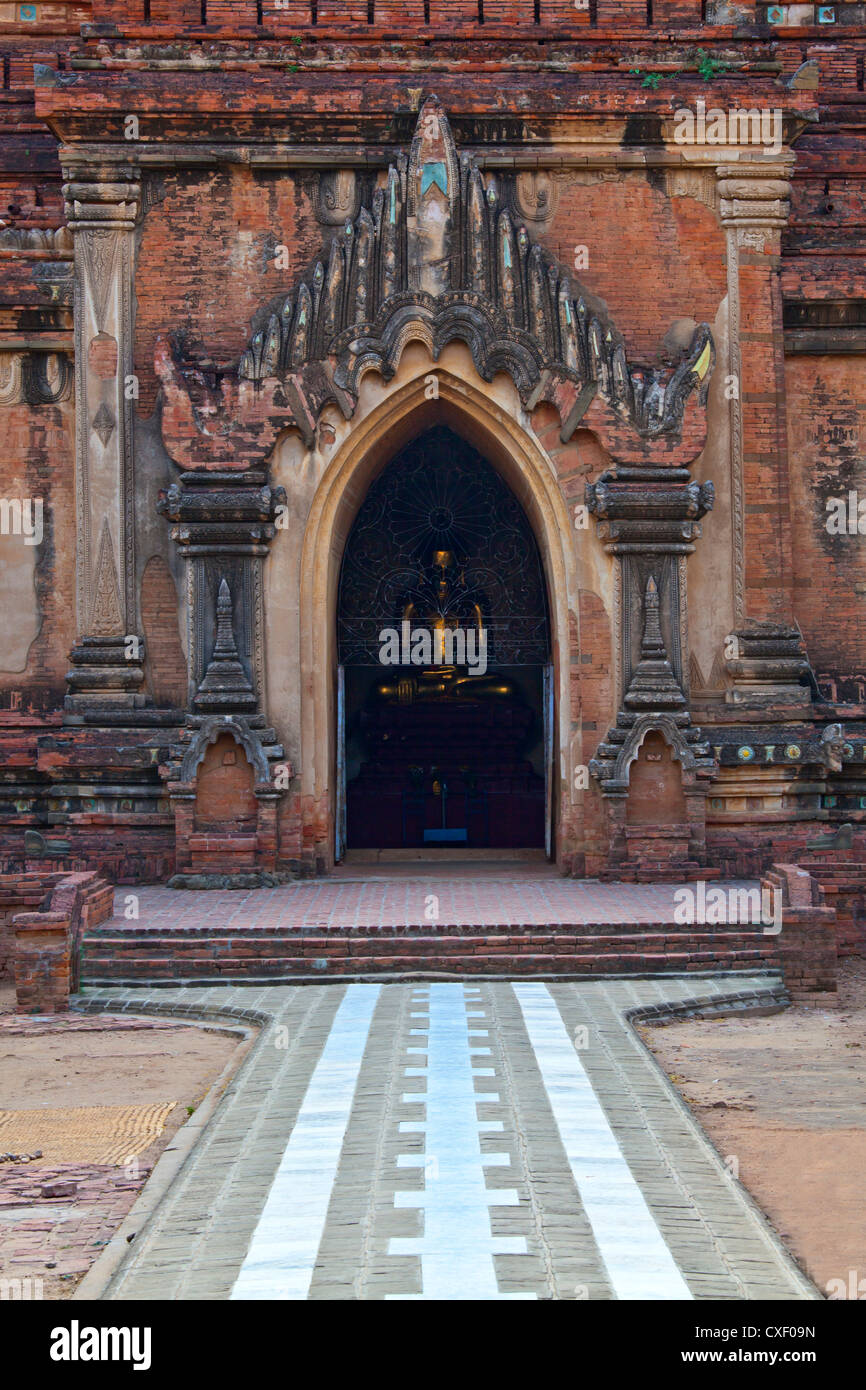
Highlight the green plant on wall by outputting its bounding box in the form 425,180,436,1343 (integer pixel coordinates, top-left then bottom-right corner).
629,68,664,89
695,47,732,80
628,49,733,88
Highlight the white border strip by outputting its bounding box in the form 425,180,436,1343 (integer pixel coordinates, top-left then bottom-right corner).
513,982,692,1300
231,983,381,1300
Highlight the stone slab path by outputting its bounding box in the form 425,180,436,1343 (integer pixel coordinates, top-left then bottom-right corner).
75,975,816,1301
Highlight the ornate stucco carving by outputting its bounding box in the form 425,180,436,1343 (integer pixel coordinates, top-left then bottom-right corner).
511,169,561,226
316,169,361,226
156,99,716,471
0,351,72,406
237,100,712,437
665,168,717,211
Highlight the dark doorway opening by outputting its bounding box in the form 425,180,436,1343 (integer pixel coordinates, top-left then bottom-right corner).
336,426,551,851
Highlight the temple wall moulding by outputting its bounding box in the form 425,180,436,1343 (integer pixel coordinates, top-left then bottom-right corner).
316,169,362,227
0,351,73,407
154,97,716,476
723,621,815,710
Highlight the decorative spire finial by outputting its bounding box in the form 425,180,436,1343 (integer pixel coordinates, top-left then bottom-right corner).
193,577,257,714
623,573,686,712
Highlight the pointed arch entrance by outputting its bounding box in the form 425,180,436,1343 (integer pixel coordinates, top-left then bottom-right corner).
337,423,551,853
297,369,582,873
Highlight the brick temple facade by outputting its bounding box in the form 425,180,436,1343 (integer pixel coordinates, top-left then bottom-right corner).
0,0,865,890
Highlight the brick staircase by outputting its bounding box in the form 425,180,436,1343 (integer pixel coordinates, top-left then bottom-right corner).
798,859,866,956
80,919,781,985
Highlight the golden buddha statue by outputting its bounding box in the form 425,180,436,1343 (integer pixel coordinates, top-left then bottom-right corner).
373,549,516,705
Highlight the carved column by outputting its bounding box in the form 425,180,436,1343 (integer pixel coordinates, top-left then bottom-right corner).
587,469,718,869
63,164,145,711
716,159,810,708
157,470,289,880
157,469,286,708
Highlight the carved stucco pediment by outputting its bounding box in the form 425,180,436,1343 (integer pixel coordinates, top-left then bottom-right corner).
156,97,715,471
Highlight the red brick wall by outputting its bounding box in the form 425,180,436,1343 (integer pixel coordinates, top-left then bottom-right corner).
0,400,75,705
141,556,188,709
541,179,726,361
786,355,866,683
134,168,315,418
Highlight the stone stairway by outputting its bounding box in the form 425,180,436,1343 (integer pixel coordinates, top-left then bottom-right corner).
80,917,781,985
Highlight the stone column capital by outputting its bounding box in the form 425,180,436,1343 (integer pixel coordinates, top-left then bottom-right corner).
715,161,793,235
585,470,714,555
62,168,141,229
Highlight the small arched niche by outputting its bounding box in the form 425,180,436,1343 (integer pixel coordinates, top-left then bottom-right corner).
626,730,688,827
194,732,257,833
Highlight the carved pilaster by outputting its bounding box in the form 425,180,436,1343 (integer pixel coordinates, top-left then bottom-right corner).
716,161,799,710
157,469,286,711
63,165,144,711
586,468,713,697
586,469,718,865
157,476,288,880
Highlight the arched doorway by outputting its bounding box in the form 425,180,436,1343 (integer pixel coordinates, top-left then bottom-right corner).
335,425,552,854
295,366,583,876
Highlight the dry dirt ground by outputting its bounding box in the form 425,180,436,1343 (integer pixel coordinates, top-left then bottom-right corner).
0,983,243,1298
639,957,866,1300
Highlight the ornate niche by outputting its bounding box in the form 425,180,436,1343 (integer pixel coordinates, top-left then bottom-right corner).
587,481,719,876
157,477,289,882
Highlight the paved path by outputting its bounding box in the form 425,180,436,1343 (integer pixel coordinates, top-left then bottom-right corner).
109,876,757,931
76,975,815,1301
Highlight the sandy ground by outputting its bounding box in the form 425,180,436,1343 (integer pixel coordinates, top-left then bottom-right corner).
0,982,239,1119
0,982,244,1297
639,957,866,1299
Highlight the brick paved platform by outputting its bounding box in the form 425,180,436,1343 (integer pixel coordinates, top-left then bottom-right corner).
80,870,781,984
100,870,738,930
74,977,815,1302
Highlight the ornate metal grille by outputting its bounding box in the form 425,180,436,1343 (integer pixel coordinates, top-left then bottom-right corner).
337,426,550,667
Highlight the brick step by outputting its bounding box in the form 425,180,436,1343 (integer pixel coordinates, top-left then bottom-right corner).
81,924,779,982
81,947,777,982
594,865,722,883
800,857,866,866
87,915,772,940
82,929,775,959
800,864,866,879
806,866,866,875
